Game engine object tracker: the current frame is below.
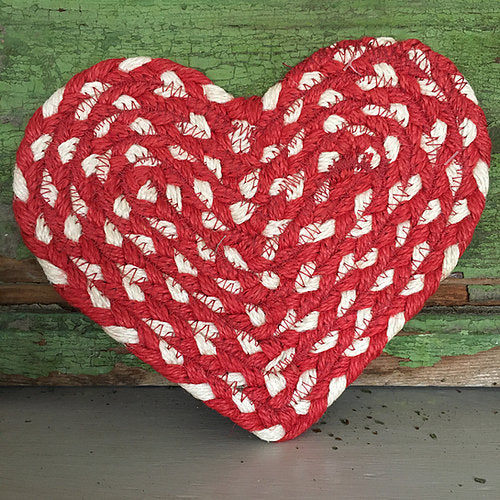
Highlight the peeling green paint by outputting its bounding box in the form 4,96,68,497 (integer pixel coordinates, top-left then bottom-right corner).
399,309,500,336
0,310,498,379
0,0,499,383
384,309,500,366
469,285,500,303
0,312,153,378
384,332,500,367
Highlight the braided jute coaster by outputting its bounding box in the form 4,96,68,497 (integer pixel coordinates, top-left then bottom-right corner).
13,37,490,441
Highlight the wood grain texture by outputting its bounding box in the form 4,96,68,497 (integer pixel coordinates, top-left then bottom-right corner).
3,258,499,306
357,348,500,386
1,308,498,386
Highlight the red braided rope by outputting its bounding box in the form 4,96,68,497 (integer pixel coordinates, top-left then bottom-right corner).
13,37,490,441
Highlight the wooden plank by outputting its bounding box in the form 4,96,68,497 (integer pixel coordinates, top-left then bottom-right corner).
3,276,500,307
0,284,67,306
0,363,166,387
1,308,498,386
0,256,47,283
2,349,498,388
356,349,500,386
424,283,469,306
0,0,498,280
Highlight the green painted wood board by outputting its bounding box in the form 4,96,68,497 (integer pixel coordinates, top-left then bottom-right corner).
0,1,499,385
1,308,499,380
0,0,499,277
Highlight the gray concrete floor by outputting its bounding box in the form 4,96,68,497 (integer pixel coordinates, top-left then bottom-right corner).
0,386,498,499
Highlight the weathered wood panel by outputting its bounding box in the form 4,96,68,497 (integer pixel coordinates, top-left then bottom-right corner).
0,0,498,387
2,271,499,306
1,308,498,386
2,256,499,306
3,280,499,307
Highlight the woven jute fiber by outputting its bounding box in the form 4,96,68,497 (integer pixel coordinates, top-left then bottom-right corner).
13,37,490,441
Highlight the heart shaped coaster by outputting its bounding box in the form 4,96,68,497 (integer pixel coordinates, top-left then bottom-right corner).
13,37,490,441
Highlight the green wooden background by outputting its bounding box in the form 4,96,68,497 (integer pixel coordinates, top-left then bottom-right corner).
0,0,498,386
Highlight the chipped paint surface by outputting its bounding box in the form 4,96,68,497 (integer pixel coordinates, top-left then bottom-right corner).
0,310,498,380
385,309,500,366
385,333,500,367
0,312,152,379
